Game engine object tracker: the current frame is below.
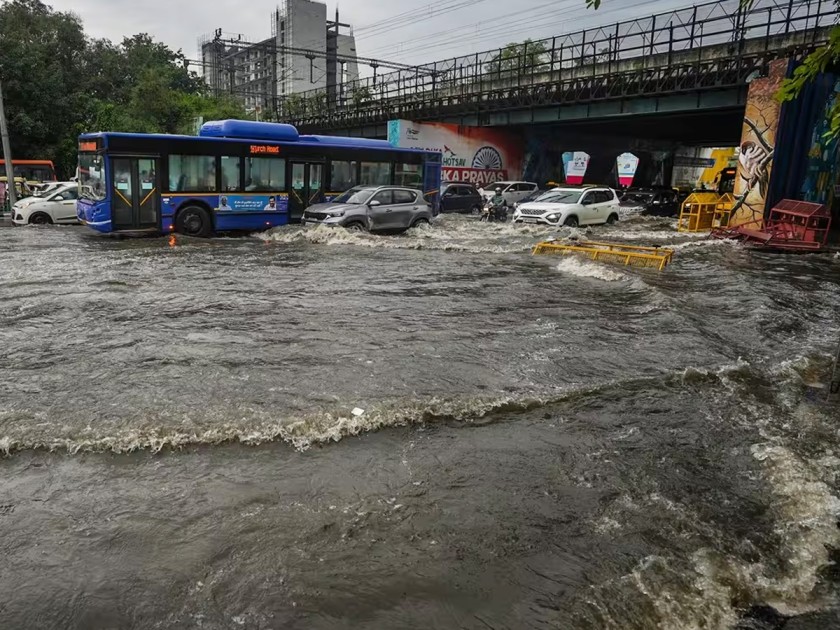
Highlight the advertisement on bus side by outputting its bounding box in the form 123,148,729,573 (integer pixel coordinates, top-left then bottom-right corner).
214,194,289,213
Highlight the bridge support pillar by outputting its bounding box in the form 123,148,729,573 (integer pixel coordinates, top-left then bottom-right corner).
729,58,787,228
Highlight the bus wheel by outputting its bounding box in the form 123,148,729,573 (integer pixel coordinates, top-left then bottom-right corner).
176,206,212,238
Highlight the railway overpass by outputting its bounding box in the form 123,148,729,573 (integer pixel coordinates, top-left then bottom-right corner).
282,0,837,140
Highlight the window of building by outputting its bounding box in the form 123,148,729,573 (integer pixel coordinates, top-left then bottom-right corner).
330,160,357,191
245,157,286,192
221,157,242,192
169,155,216,192
360,162,390,186
395,163,421,188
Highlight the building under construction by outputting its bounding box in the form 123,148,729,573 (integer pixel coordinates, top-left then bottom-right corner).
199,0,359,117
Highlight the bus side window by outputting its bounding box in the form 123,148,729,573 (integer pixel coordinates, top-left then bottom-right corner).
170,155,216,193
221,157,242,192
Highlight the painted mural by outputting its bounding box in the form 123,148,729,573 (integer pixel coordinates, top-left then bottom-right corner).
388,120,524,186
729,59,787,228
801,79,840,205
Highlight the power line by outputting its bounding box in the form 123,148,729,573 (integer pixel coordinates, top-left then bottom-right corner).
363,0,577,57
354,0,488,41
365,0,670,62
354,0,481,32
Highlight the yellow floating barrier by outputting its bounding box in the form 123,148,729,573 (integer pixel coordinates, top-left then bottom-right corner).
678,192,720,232
713,192,735,229
532,240,674,271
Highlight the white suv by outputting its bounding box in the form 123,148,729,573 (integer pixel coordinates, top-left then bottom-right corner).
479,181,539,206
512,186,621,228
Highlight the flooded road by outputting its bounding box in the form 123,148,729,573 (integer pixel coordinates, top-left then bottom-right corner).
1,217,840,629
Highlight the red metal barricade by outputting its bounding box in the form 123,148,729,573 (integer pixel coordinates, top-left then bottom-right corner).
711,199,832,253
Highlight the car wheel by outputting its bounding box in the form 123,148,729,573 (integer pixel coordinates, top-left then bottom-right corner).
470,205,481,215
607,213,619,225
29,212,53,225
564,216,579,228
175,205,212,237
345,222,366,233
411,218,430,229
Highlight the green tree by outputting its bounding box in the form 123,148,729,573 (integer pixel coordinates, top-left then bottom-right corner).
0,0,246,176
487,39,549,75
351,86,373,108
0,0,86,174
777,23,840,140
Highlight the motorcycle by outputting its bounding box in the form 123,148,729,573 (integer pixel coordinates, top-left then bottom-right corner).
480,200,508,223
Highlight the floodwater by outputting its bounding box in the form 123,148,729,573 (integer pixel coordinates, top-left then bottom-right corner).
1,216,840,629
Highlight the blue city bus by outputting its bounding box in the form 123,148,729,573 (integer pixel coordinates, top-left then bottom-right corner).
76,120,442,236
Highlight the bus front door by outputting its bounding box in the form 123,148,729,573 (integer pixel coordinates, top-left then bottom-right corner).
111,157,159,231
288,162,324,223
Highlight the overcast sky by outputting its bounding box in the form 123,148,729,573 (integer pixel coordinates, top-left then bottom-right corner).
46,0,688,68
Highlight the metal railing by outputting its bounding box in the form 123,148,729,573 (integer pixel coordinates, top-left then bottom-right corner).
278,0,836,129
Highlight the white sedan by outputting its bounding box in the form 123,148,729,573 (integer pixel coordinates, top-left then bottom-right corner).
512,186,621,227
11,184,80,226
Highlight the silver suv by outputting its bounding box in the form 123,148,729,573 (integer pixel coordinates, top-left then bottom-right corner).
302,186,433,234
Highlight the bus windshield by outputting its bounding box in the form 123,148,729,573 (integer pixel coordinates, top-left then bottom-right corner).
79,154,106,201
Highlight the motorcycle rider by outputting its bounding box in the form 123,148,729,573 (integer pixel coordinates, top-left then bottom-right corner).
488,186,506,221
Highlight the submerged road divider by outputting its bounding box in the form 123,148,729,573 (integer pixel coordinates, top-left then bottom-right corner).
532,240,675,271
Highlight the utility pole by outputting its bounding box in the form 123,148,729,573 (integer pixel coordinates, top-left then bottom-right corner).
0,79,17,209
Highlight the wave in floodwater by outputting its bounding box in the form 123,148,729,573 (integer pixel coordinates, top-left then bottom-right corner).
257,216,730,256
0,357,817,457
554,256,634,282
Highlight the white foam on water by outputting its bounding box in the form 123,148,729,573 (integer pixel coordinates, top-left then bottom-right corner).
604,228,708,242
554,256,631,282
749,443,840,605
257,223,532,254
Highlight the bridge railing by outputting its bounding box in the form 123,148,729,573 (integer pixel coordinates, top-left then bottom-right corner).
281,0,837,125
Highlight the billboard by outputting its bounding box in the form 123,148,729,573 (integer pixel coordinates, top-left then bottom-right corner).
616,152,640,187
562,151,590,185
672,147,737,190
388,120,523,187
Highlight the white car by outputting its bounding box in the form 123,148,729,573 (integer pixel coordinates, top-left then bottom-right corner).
11,184,80,226
479,181,539,206
31,181,75,197
512,186,621,228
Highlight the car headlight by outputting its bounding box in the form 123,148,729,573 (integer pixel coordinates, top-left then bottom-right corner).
328,210,345,218
546,213,560,221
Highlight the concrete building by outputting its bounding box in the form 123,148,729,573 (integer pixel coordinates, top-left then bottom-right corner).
199,0,359,117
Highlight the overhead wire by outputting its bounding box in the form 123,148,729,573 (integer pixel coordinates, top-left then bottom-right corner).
353,0,486,37
365,0,667,63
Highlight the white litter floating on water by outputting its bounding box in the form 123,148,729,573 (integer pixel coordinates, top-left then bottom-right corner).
352,408,365,417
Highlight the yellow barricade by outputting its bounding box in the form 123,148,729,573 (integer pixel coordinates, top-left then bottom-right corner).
678,192,720,232
532,240,674,271
713,193,735,229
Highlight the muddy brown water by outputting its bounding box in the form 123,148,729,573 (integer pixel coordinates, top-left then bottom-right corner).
1,216,840,629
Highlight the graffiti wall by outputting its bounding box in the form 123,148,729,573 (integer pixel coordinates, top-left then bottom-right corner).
730,59,787,228
387,120,524,186
801,79,840,205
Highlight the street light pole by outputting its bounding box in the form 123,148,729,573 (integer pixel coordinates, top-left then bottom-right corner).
0,79,17,209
